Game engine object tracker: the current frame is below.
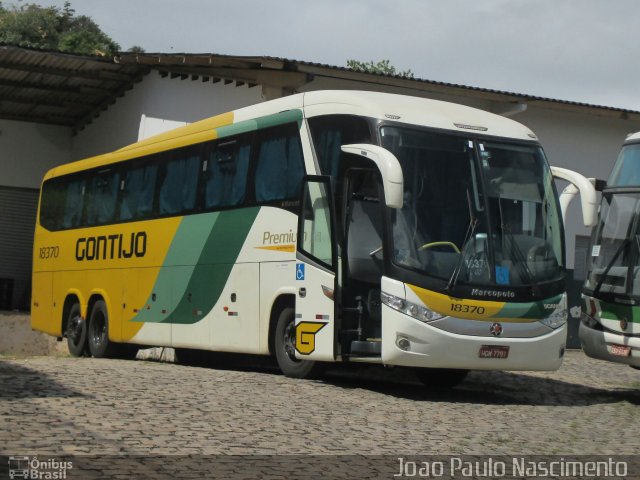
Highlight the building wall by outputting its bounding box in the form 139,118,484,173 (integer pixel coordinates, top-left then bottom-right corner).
72,71,265,160
0,119,71,189
0,120,71,311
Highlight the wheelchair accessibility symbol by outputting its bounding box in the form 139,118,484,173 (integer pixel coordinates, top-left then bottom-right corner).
296,263,305,281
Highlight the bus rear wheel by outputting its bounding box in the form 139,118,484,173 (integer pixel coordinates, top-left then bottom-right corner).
87,300,120,358
414,368,468,389
66,303,88,357
274,307,324,379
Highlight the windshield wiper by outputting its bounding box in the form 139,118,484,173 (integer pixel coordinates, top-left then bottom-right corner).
446,189,478,291
593,237,630,297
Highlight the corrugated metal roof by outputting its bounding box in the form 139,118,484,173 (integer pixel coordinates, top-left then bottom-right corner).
0,45,637,134
0,45,148,131
117,51,640,118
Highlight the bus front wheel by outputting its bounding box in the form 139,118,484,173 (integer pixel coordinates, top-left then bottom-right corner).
66,303,88,357
87,300,119,358
274,307,324,379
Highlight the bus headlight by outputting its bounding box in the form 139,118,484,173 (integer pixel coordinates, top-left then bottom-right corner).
380,291,444,322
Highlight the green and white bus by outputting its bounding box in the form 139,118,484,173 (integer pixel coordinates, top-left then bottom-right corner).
581,131,640,369
32,90,595,385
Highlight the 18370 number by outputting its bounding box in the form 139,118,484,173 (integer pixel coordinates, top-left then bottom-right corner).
450,304,485,314
39,246,59,259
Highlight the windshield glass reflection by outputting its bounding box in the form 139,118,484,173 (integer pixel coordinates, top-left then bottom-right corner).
381,126,564,290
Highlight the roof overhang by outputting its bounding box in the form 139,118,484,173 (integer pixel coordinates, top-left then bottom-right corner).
1,46,638,135
0,45,149,133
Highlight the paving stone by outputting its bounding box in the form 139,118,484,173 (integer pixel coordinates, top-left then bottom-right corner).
0,351,637,458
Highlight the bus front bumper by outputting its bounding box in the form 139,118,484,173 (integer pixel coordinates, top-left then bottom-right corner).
579,320,640,368
381,307,566,371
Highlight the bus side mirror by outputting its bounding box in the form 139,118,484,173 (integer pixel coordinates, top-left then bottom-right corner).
340,144,404,209
550,166,598,227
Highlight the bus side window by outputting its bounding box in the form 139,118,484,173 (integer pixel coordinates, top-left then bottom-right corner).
158,146,201,215
308,115,372,178
254,123,304,203
204,138,251,208
61,177,86,229
40,178,66,230
85,169,120,226
119,162,158,221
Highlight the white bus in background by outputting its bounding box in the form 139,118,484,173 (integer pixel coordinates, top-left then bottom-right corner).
32,90,596,388
581,131,640,369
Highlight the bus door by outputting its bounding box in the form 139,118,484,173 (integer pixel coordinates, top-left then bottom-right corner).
295,175,338,362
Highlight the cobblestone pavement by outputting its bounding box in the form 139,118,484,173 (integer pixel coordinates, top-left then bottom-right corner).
0,351,638,459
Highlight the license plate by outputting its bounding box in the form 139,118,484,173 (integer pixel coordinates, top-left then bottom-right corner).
479,345,509,359
610,344,631,357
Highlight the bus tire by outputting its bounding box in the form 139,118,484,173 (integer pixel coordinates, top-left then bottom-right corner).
87,300,119,358
274,306,324,379
414,368,468,389
66,303,88,357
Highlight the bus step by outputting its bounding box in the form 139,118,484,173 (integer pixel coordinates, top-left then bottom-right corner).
350,340,381,356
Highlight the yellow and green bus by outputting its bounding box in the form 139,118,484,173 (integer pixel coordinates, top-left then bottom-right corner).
32,90,595,385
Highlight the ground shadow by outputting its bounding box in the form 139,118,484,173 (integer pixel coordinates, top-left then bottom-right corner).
0,360,86,399
162,351,640,408
319,365,640,407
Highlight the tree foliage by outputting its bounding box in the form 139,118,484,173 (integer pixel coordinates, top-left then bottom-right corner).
0,1,120,56
346,59,414,78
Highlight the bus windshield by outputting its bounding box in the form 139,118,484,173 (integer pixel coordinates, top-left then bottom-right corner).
608,142,640,187
381,126,564,292
585,192,640,299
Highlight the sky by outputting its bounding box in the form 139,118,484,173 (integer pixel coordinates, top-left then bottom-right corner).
14,0,640,111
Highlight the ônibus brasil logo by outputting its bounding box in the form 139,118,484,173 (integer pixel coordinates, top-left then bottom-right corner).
8,456,72,479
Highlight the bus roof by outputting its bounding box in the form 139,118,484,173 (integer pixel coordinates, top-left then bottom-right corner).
301,90,537,141
46,90,538,180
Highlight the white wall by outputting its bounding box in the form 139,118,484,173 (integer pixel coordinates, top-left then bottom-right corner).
0,119,71,189
72,71,265,160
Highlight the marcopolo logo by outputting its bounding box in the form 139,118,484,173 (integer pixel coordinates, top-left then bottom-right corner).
75,232,147,261
8,456,72,479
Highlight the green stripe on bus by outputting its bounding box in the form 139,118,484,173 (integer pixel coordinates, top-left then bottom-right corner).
599,301,640,324
215,109,302,139
492,294,563,319
131,207,260,324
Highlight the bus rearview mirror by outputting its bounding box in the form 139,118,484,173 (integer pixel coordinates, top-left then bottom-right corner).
551,166,598,227
340,144,404,209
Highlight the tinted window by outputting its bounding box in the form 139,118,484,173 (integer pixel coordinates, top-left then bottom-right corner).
61,177,86,229
159,147,201,215
255,123,304,202
308,115,372,177
119,162,158,221
40,178,66,230
204,138,251,208
85,169,120,225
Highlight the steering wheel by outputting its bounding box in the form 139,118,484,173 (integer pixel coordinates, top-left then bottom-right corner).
527,243,555,262
418,241,460,253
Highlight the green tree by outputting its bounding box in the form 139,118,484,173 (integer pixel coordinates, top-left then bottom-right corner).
346,59,414,79
0,1,120,56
